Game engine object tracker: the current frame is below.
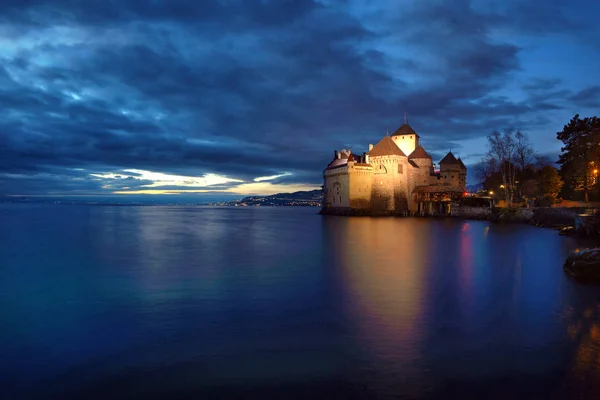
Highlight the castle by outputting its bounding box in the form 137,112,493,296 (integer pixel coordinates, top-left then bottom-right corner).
322,119,467,215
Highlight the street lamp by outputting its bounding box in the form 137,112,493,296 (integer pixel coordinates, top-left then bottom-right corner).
489,190,494,195
500,185,505,189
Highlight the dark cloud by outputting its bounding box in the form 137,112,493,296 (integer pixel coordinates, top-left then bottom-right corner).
569,86,600,108
0,0,599,196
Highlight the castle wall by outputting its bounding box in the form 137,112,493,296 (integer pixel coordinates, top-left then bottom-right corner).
407,163,419,212
458,169,467,190
323,167,350,208
394,158,409,212
428,174,441,186
440,164,461,187
348,165,373,209
407,158,435,212
370,155,410,214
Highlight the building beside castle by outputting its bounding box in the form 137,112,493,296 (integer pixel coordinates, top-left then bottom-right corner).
322,120,467,215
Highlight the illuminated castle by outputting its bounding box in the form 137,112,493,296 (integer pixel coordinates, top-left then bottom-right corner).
322,119,467,215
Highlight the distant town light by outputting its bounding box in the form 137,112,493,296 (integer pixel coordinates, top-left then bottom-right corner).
500,184,505,188
489,191,494,195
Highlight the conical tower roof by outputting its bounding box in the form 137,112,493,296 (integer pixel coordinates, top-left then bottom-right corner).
391,123,419,137
439,151,458,165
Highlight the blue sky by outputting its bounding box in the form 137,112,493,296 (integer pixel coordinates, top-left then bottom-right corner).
1,0,599,198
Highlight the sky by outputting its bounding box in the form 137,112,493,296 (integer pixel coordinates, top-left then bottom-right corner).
1,0,600,199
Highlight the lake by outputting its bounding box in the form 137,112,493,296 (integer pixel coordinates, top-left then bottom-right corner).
1,204,600,399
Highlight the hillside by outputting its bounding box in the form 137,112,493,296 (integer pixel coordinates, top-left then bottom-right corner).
232,189,323,206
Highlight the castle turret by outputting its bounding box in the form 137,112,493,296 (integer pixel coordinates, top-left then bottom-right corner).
409,145,434,186
390,123,419,157
439,152,461,187
347,151,354,164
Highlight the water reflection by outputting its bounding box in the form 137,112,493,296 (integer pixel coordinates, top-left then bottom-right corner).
323,217,597,397
3,205,600,399
325,217,433,397
564,302,600,389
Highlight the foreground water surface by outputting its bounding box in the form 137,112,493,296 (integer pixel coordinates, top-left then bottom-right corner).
1,204,600,399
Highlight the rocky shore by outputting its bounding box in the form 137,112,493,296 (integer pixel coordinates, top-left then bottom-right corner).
564,248,600,282
320,205,600,239
450,206,585,231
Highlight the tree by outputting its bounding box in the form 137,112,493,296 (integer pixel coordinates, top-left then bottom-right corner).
557,115,600,202
474,156,497,185
484,128,533,207
515,130,536,172
536,166,564,204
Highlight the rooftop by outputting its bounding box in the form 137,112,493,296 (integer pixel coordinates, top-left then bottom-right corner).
391,123,419,137
368,135,407,157
408,145,431,159
439,151,458,165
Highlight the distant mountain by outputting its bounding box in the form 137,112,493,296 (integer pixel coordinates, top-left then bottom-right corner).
230,189,323,207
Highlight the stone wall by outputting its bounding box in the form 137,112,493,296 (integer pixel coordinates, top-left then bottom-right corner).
533,207,577,227
323,167,350,208
450,205,577,226
348,164,373,209
450,205,493,219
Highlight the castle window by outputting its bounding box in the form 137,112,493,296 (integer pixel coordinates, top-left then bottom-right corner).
451,175,454,178
398,164,403,174
402,136,405,139
410,136,412,139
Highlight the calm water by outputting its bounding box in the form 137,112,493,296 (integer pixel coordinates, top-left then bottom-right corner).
1,204,600,399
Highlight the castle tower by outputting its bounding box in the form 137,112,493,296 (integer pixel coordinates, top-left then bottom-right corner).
408,145,434,187
457,157,467,190
367,135,409,213
438,152,461,187
390,122,419,158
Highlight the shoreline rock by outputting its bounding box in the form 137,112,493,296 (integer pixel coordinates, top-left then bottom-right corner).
564,248,600,283
320,206,600,239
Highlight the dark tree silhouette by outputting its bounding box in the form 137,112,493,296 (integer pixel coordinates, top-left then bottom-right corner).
557,115,600,202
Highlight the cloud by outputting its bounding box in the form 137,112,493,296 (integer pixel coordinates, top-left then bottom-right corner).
569,86,600,108
253,173,292,182
0,0,599,197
